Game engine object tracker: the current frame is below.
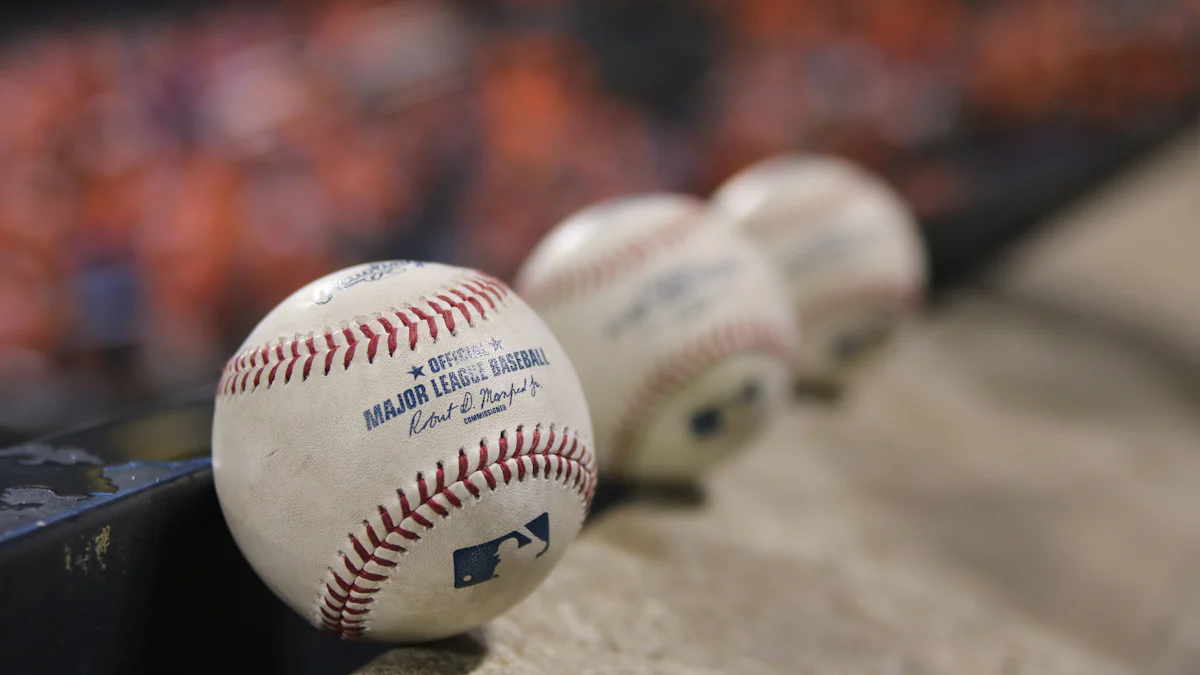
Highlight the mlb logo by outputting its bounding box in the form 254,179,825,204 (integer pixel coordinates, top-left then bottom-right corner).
453,513,550,589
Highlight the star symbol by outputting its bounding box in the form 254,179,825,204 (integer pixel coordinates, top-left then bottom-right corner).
408,365,425,379
490,337,504,353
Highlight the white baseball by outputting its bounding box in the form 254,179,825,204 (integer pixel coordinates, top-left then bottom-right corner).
212,261,596,643
514,194,798,481
711,155,927,389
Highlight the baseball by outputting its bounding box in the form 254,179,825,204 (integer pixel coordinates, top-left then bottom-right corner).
212,261,596,643
514,194,797,482
711,155,927,390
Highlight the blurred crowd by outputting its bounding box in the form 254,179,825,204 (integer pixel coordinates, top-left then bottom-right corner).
0,0,1197,437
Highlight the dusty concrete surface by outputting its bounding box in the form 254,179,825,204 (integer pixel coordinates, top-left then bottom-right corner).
837,122,1200,673
356,125,1200,674
356,413,1132,675
828,298,1200,673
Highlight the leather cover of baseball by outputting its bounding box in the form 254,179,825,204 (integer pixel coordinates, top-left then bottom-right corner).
515,194,797,481
712,155,927,389
212,261,596,642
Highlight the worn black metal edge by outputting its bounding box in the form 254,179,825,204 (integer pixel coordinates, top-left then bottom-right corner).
0,445,389,675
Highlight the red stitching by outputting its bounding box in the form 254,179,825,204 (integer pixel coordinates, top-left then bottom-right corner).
457,449,469,482
376,318,397,357
364,522,382,548
218,275,510,397
516,209,698,309
461,282,494,311
303,337,317,382
317,425,595,639
464,480,481,498
409,306,439,340
609,321,795,474
453,288,487,317
323,332,339,376
392,312,417,351
342,328,359,367
472,277,509,305
359,325,378,364
416,473,430,502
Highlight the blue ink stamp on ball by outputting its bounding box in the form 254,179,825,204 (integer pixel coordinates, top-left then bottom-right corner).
452,513,550,589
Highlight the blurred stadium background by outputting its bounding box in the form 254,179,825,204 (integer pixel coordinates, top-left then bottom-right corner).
0,0,1197,440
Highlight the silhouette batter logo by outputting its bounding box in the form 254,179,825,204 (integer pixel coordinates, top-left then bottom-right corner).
453,513,550,589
